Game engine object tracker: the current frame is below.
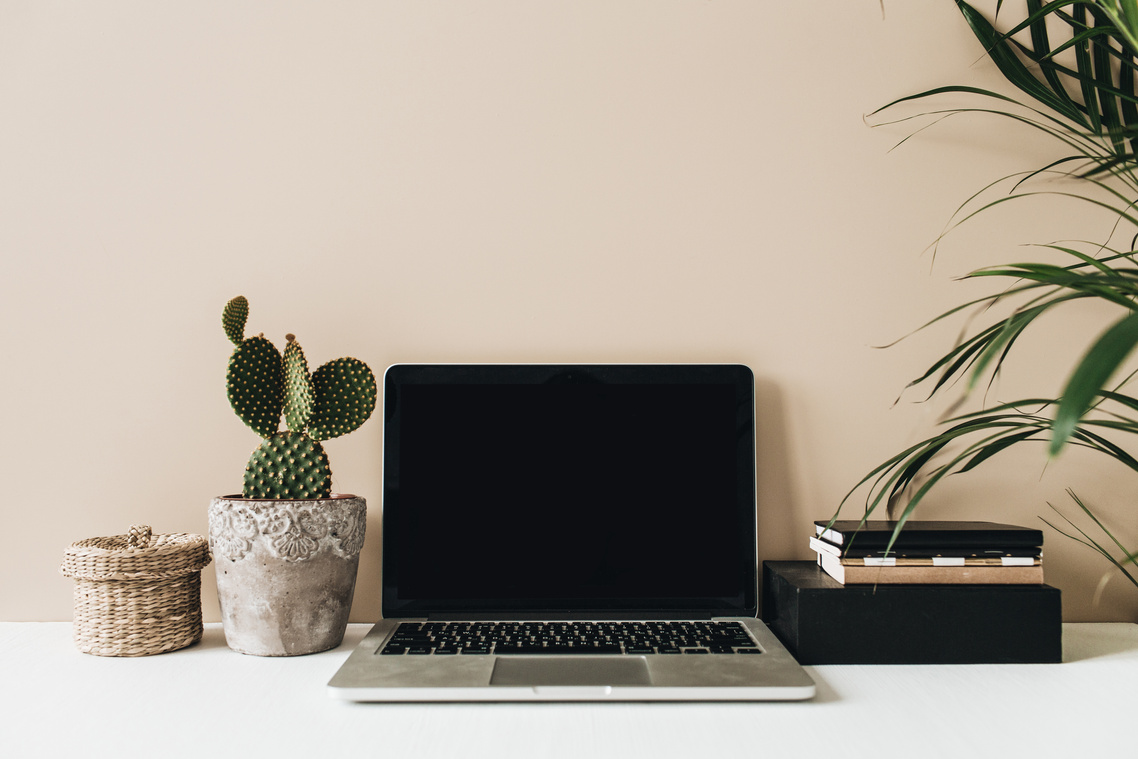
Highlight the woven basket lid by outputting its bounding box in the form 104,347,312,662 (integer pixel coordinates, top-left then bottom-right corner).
60,525,212,581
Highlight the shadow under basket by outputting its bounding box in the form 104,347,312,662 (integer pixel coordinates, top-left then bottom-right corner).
60,525,213,657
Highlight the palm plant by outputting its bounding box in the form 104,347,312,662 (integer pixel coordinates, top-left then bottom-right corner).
846,0,1138,586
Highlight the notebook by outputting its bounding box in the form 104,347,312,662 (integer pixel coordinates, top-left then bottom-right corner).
327,364,815,701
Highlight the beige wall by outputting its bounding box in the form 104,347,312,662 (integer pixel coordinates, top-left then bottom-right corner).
4,1,1136,622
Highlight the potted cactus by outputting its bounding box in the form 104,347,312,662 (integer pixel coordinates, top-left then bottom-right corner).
208,296,377,656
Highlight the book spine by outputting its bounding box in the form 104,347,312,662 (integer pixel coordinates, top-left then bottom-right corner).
815,551,1045,585
808,536,842,558
809,537,1042,563
812,524,1043,550
852,557,1041,567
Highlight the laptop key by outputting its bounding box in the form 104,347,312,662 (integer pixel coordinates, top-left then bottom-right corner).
383,621,762,657
495,644,623,655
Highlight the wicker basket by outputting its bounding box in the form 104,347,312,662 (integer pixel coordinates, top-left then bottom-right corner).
60,525,212,657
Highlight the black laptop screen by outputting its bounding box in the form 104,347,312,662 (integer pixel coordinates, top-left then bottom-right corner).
381,364,757,618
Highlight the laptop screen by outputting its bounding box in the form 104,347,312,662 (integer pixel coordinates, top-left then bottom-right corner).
381,364,758,618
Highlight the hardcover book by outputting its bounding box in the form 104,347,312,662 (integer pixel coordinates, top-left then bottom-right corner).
813,520,1044,550
813,548,1044,585
808,536,1040,564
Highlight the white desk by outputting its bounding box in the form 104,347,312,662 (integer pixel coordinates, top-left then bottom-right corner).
2,622,1132,757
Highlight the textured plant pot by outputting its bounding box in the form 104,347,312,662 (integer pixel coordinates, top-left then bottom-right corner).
208,494,365,656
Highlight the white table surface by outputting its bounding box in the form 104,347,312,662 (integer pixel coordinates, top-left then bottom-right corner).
2,622,1133,758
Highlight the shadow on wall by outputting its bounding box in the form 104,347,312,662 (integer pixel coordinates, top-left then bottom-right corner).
350,509,383,624
754,375,802,611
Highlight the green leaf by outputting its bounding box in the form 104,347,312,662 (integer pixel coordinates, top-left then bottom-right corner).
958,0,1087,124
1043,489,1138,590
850,0,1138,567
1092,13,1126,152
1099,388,1138,412
1026,2,1060,80
967,305,1051,391
1052,310,1138,454
1075,3,1105,131
958,430,1039,472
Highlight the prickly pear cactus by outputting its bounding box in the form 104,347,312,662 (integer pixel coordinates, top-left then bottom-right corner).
222,296,377,499
227,336,284,439
243,431,332,499
282,335,314,432
222,296,249,346
308,357,378,441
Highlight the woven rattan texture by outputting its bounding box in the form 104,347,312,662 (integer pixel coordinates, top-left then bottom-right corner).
61,527,212,657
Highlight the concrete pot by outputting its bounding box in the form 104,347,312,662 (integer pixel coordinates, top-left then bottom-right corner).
208,494,365,656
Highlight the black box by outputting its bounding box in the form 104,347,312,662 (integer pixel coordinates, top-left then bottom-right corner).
762,561,1062,664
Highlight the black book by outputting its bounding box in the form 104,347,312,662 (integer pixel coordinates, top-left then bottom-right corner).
813,520,1043,551
810,534,1042,564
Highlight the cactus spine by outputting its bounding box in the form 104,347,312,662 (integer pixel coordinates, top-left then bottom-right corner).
222,296,377,499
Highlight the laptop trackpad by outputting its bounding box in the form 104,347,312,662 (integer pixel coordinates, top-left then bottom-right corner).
491,657,651,687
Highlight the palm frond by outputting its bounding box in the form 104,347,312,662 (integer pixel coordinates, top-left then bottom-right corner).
853,0,1138,590
1043,490,1138,589
1053,310,1138,452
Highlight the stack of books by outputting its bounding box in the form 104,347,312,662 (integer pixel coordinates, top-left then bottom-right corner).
810,520,1044,585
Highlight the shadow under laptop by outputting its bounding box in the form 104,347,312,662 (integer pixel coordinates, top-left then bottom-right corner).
332,679,838,707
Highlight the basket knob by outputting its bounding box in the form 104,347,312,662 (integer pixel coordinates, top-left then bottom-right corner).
127,525,153,549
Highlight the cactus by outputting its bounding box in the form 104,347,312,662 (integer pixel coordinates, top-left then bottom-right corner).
227,336,284,439
308,357,376,440
222,296,249,346
282,335,314,432
243,431,332,499
222,296,377,499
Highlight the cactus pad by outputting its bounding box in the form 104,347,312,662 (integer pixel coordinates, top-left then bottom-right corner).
222,296,249,346
307,358,378,441
227,335,284,438
222,296,376,498
283,334,315,432
242,431,333,499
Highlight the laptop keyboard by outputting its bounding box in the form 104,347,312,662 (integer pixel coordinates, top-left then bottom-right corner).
379,621,762,656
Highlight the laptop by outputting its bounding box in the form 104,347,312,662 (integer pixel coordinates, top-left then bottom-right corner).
327,364,815,701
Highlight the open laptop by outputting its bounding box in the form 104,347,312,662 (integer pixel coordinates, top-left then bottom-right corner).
327,364,815,701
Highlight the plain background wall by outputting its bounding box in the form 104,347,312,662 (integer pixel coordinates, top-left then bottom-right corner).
4,0,1138,623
